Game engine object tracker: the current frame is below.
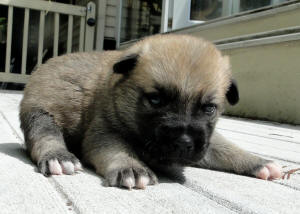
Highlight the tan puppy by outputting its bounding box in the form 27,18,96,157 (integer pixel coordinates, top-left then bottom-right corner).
20,34,282,189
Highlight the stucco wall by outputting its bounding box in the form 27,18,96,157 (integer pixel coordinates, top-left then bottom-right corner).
222,40,300,125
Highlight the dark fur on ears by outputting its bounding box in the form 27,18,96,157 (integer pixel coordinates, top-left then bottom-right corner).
113,54,139,74
226,79,239,105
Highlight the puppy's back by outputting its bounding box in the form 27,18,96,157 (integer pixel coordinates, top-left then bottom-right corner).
20,51,119,135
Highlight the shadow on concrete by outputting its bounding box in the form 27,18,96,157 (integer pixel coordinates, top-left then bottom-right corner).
153,165,186,184
0,142,32,165
0,142,186,189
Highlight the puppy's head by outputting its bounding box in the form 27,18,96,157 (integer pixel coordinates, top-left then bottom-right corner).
110,34,239,165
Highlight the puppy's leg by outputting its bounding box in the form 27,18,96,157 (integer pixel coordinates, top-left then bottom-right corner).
198,132,282,180
20,109,82,176
82,132,157,189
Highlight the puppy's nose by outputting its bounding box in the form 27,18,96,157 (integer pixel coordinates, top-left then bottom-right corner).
176,134,194,150
179,134,192,143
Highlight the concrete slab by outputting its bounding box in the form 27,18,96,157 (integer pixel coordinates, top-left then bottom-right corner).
50,172,234,214
1,90,300,214
183,167,300,214
0,90,23,112
217,117,300,144
0,112,75,214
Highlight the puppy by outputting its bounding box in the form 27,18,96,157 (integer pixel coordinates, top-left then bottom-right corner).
20,34,282,189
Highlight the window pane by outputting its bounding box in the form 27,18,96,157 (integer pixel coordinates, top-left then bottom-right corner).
190,0,223,21
240,0,272,12
120,0,162,43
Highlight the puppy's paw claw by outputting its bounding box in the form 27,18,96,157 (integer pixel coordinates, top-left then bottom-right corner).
38,151,82,176
105,166,158,190
256,162,282,180
48,159,63,175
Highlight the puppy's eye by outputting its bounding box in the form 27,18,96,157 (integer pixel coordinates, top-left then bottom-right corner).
145,93,163,107
202,103,217,115
149,96,161,105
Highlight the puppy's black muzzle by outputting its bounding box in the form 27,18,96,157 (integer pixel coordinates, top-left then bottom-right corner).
154,123,207,162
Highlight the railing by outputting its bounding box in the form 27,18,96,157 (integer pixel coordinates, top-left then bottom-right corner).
0,0,96,84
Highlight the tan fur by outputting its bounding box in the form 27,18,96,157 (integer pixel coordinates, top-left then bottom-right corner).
21,51,121,134
124,35,231,104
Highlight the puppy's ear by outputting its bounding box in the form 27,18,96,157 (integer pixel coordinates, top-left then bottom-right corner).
226,79,239,105
113,54,139,74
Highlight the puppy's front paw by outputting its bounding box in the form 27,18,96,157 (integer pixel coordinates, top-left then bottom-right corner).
255,162,282,180
105,166,158,189
38,150,82,176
